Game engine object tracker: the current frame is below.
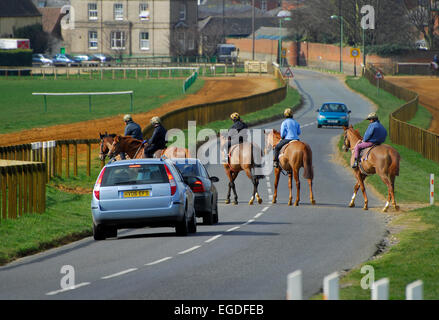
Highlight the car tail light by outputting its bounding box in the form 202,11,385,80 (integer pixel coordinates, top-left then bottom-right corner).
164,165,177,195
93,167,106,200
191,179,205,193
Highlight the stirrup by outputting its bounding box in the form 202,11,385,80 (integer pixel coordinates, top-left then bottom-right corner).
352,160,358,168
273,161,279,168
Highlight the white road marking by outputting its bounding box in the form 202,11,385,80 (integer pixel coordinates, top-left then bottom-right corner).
46,282,90,296
226,226,240,232
262,207,269,212
242,219,255,225
254,212,264,219
267,188,272,194
205,234,222,243
178,245,201,255
145,257,172,266
101,268,138,280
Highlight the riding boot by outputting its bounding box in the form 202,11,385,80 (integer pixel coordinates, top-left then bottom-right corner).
352,158,359,168
273,160,279,168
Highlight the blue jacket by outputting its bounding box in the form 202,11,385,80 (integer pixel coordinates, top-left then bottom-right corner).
363,120,387,144
280,118,301,140
124,121,143,140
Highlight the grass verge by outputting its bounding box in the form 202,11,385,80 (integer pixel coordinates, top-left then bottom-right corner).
0,84,300,266
311,75,439,300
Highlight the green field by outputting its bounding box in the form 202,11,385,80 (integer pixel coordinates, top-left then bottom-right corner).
0,77,204,135
310,75,439,300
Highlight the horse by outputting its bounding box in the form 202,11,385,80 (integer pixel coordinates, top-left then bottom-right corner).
342,125,401,212
99,132,117,161
108,135,191,160
219,134,265,205
264,129,315,206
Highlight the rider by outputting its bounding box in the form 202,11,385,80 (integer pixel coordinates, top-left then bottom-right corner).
144,116,167,158
273,108,301,168
120,114,143,159
222,112,248,162
352,112,387,169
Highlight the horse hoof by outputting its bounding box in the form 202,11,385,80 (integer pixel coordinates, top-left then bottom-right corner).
394,205,400,211
258,198,263,204
248,200,254,205
311,200,316,205
233,201,238,205
294,203,299,207
225,199,230,204
349,202,355,208
382,207,388,213
363,207,368,211
272,199,277,204
288,201,292,206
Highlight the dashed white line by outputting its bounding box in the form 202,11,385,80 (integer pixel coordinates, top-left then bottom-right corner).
262,207,269,212
226,226,240,232
254,212,264,219
205,234,222,243
46,282,90,296
178,245,201,255
101,268,138,280
145,257,172,266
267,188,272,194
242,218,255,225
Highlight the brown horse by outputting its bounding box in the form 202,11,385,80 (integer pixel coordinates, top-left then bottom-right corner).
108,135,191,160
342,125,400,212
219,134,265,205
264,129,315,206
99,132,117,161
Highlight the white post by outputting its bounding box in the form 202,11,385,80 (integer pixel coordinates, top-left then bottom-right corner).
430,174,434,205
406,280,423,300
286,270,302,300
372,278,389,300
323,272,339,300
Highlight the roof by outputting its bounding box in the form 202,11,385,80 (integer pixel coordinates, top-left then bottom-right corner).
199,16,279,37
38,7,64,35
198,3,271,19
0,0,42,18
251,26,292,40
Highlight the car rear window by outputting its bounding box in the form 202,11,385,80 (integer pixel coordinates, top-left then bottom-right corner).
101,164,169,186
173,163,200,177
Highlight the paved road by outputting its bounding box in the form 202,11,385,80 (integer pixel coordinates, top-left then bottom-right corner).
0,69,386,300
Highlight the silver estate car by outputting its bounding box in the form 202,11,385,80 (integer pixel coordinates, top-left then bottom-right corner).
91,158,196,240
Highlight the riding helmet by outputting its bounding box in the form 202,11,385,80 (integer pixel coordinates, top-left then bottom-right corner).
123,114,132,122
366,112,378,120
151,116,161,125
284,108,293,118
230,112,240,121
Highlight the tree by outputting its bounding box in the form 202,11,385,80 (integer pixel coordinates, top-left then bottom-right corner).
13,24,51,54
403,0,439,49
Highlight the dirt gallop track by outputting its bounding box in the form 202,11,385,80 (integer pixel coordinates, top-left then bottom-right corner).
0,77,278,146
386,76,439,134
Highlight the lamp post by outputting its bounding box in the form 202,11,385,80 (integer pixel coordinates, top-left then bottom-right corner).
277,10,291,68
331,15,343,73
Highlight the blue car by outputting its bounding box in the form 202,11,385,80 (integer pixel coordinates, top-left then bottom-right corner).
91,158,196,240
316,102,351,128
52,54,81,67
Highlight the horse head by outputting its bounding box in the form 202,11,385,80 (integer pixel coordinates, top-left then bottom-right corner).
99,133,117,161
343,125,362,152
263,129,281,155
108,135,122,159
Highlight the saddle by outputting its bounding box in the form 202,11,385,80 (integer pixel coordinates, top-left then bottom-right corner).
351,145,378,175
278,140,300,160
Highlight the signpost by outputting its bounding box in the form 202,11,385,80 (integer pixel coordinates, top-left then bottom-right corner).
350,48,361,77
374,70,384,95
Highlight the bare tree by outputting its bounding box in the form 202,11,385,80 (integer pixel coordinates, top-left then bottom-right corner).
403,0,439,49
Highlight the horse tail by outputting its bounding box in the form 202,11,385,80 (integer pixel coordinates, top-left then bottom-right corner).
302,143,314,180
389,148,400,177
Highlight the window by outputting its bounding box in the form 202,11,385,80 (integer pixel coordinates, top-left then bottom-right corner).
38,1,46,7
179,2,186,20
140,32,150,50
261,0,267,11
111,31,126,49
187,33,194,50
114,3,124,20
177,32,185,48
88,31,98,49
88,3,98,20
139,3,150,20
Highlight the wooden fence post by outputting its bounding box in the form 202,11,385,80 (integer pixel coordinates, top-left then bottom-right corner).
66,142,70,178
87,142,91,176
73,141,78,177
1,167,6,220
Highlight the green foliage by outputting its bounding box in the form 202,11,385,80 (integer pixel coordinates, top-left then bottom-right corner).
0,49,32,66
13,24,50,54
366,44,414,56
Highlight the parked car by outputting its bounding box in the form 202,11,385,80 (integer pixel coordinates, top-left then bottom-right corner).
52,54,81,67
172,158,219,225
74,54,100,67
316,102,351,128
91,53,114,66
91,158,196,240
32,53,53,66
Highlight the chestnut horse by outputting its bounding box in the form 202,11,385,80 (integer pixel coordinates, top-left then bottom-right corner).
219,134,265,205
108,135,190,159
99,132,118,161
342,125,400,212
264,129,315,206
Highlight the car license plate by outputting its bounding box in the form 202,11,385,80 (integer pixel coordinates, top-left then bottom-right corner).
123,190,150,198
327,120,338,123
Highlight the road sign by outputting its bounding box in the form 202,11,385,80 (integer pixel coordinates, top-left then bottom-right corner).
283,67,294,78
281,48,287,58
374,70,384,80
350,48,361,59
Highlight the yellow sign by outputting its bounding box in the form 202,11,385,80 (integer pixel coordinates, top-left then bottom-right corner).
350,48,361,58
281,48,287,58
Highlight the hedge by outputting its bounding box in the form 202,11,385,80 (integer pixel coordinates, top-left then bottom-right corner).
0,49,33,67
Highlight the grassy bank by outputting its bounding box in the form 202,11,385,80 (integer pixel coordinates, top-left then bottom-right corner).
0,84,299,266
313,75,439,300
0,78,204,135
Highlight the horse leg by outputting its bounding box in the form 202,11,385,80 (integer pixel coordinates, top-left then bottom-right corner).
308,179,316,205
391,175,399,211
358,174,368,210
245,168,256,205
231,171,239,205
293,168,300,206
272,167,280,204
225,168,232,204
349,182,360,207
379,174,394,212
288,172,293,206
